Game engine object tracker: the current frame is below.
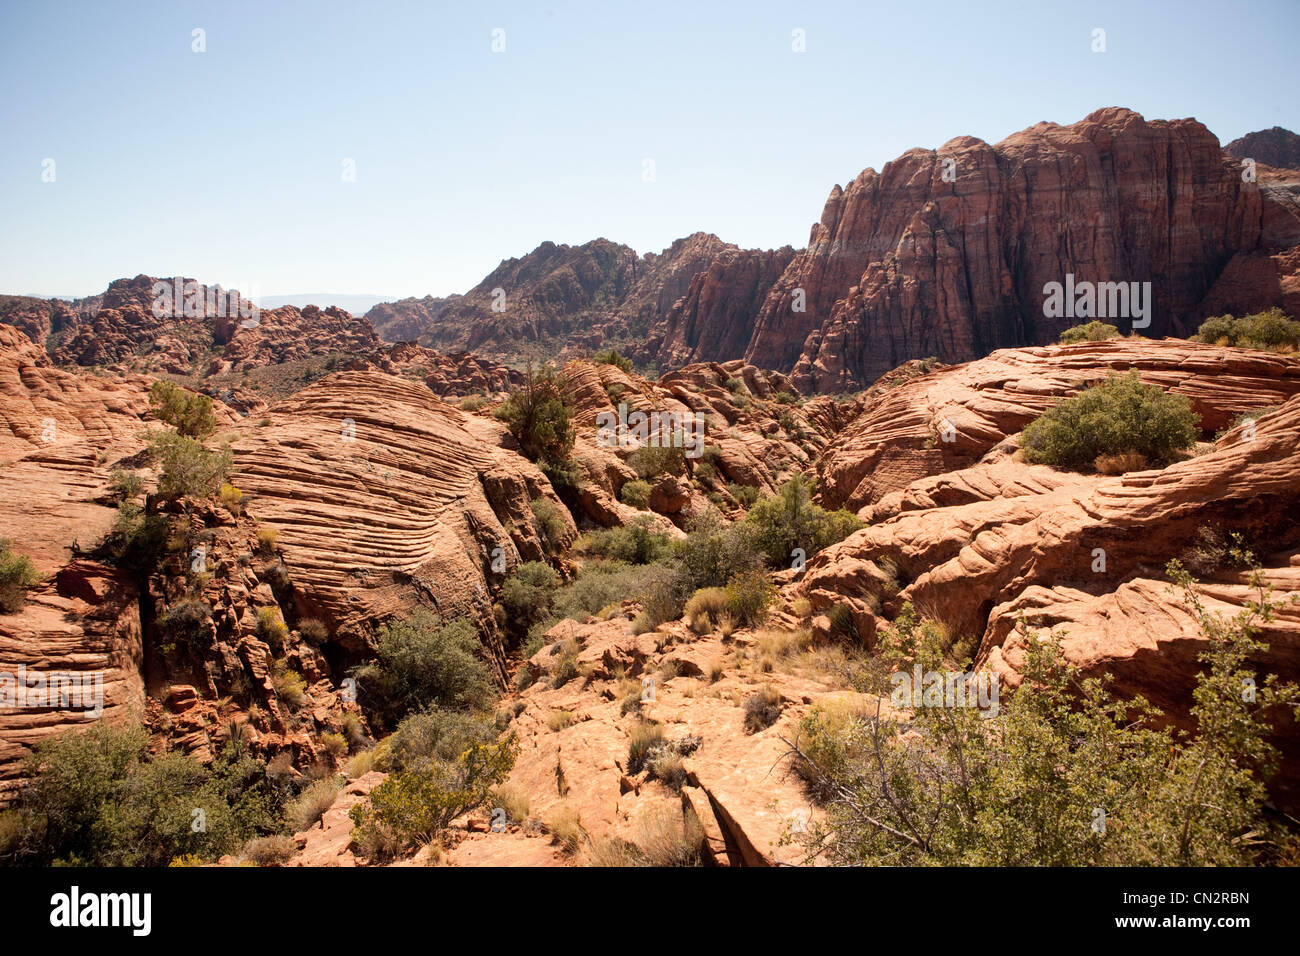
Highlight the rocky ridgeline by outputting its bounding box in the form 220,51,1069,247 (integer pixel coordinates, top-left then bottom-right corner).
358,111,1300,392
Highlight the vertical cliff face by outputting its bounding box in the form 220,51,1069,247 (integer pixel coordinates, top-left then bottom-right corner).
647,244,797,369
743,108,1269,391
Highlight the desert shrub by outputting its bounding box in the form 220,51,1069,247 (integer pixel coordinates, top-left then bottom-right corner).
619,479,652,509
108,468,145,501
547,710,574,732
149,380,217,439
777,408,798,434
256,606,289,650
1094,450,1148,475
106,502,169,572
1059,320,1121,344
218,482,248,516
547,561,643,622
458,394,487,411
1179,526,1255,578
1020,371,1199,469
4,724,279,866
297,617,329,642
692,460,716,484
633,561,694,631
499,561,561,636
684,587,728,633
286,777,343,832
592,347,634,372
772,389,798,405
241,834,296,866
159,598,213,647
493,783,530,824
274,667,307,708
379,708,499,775
530,498,569,551
674,511,763,589
256,525,280,554
743,685,783,733
788,561,1300,865
352,610,494,730
547,803,585,853
743,474,863,568
494,364,575,465
0,540,42,614
723,377,745,394
724,569,776,627
1196,308,1300,351
627,722,664,773
626,444,685,480
584,808,704,867
728,482,760,508
321,732,349,759
349,734,517,859
149,431,232,502
583,517,670,565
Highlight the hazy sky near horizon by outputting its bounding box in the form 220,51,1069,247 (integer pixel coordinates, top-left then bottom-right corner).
1,0,1296,300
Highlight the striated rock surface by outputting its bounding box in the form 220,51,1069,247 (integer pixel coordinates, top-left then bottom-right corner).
227,370,575,672
817,338,1300,513
800,345,1300,808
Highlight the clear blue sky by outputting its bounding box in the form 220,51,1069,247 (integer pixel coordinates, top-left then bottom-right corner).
1,0,1296,300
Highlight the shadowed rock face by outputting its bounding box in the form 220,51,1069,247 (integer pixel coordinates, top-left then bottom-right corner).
751,108,1284,391
1224,126,1300,171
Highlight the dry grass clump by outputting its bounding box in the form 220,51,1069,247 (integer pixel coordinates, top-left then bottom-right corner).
743,684,783,733
547,802,585,853
1094,450,1148,475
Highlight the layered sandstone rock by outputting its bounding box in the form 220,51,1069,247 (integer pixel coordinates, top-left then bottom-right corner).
227,370,576,673
817,338,1300,513
748,108,1275,390
799,346,1300,807
1224,126,1300,171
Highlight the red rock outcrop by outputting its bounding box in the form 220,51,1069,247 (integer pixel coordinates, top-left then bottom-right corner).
1223,126,1300,171
799,342,1300,807
746,108,1277,390
817,338,1300,513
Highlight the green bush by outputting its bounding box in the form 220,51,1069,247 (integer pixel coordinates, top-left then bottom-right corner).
106,502,169,573
494,365,575,465
149,380,218,439
349,734,517,859
159,598,213,647
728,482,760,508
723,569,776,627
379,708,500,775
108,468,145,501
4,723,280,866
1059,321,1121,344
352,610,494,731
788,561,1300,865
530,498,569,552
149,431,233,502
632,562,695,632
742,474,863,568
619,479,652,509
674,511,763,589
499,561,561,636
583,517,670,565
0,539,42,614
592,348,634,373
1020,371,1199,469
626,444,685,480
1195,308,1300,352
